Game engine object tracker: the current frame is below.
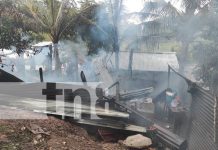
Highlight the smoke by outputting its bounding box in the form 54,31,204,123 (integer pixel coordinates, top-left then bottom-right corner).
59,40,97,82
0,0,199,93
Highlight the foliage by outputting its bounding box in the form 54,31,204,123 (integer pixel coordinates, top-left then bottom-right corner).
0,0,37,55
126,1,181,52
191,2,218,92
133,0,218,92
1,0,218,88
136,0,210,70
20,0,99,71
77,5,114,55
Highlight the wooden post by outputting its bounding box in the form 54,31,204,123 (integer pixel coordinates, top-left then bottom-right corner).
39,67,44,82
116,81,120,101
168,65,171,88
214,96,218,144
128,49,134,78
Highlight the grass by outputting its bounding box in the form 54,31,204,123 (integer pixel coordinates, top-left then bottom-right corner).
120,40,181,52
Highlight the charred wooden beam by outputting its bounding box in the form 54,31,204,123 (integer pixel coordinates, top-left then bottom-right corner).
120,87,153,101
76,119,147,133
154,124,187,150
113,100,153,127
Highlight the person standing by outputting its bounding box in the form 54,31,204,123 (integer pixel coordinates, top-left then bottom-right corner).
165,88,175,121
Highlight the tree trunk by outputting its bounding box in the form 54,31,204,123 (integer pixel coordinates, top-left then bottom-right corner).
47,45,52,71
112,0,122,73
178,41,189,73
53,43,61,73
113,28,119,72
74,53,79,81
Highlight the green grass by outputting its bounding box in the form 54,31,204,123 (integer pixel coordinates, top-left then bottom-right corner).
120,39,181,52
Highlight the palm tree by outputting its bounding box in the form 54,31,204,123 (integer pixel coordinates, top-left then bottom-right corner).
138,0,211,71
22,0,97,72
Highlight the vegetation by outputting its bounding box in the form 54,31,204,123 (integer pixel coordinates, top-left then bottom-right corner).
21,0,99,72
0,0,34,54
191,0,218,93
0,0,218,92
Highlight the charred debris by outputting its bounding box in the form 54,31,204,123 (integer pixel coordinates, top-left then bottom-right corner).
1,52,217,150
0,66,189,150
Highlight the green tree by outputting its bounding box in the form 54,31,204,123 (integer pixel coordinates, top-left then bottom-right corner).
22,0,97,72
191,0,218,93
138,0,210,72
72,4,113,55
110,0,123,71
174,0,210,72
0,0,35,55
138,0,168,51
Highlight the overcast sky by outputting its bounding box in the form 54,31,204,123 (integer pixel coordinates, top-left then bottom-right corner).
95,0,184,13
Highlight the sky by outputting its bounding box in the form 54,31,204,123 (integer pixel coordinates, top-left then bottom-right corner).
124,0,144,12
122,0,184,24
114,0,184,13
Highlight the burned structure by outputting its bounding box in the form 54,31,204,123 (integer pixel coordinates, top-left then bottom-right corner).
166,66,218,150
0,49,217,149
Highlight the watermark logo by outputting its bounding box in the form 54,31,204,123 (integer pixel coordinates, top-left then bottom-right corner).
0,82,112,120
42,82,110,120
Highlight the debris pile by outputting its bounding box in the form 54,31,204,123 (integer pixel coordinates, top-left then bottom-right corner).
0,116,128,150
0,69,187,149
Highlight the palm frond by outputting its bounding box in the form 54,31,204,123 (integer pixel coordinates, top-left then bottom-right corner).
53,1,64,36
24,0,49,29
160,2,181,17
180,0,211,13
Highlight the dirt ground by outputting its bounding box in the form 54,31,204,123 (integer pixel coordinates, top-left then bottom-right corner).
0,115,128,150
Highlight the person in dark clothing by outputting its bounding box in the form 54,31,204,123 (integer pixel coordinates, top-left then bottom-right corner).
165,88,176,121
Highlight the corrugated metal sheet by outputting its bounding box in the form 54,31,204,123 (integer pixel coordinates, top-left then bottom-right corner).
188,85,218,150
111,51,179,72
168,66,218,149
